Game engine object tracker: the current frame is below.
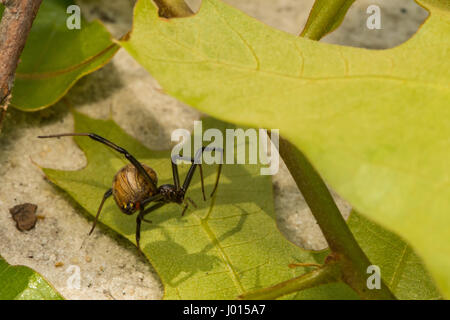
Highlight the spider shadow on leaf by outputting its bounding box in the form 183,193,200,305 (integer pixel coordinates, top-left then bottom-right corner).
144,231,222,288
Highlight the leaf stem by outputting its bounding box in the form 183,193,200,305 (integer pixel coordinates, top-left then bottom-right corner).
238,260,341,300
295,3,396,299
0,0,43,130
300,0,356,39
278,138,396,299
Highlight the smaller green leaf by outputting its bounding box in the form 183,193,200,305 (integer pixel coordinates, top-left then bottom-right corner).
5,0,118,111
0,255,63,300
349,212,441,300
300,0,356,40
42,111,357,300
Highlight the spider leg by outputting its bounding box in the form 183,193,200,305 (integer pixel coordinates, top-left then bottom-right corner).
38,133,157,193
136,215,142,252
89,188,112,235
172,154,206,200
136,202,165,252
142,217,153,224
171,156,181,190
141,202,165,223
210,160,222,198
181,203,188,216
140,194,164,208
185,197,197,208
177,146,223,199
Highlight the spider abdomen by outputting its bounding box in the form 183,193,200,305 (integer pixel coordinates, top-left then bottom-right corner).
112,163,158,215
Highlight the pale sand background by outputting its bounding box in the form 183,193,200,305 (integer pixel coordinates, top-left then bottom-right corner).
0,0,428,299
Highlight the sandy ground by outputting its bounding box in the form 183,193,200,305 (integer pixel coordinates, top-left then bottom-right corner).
0,0,428,299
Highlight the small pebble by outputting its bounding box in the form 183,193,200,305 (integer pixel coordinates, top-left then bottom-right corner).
9,203,38,231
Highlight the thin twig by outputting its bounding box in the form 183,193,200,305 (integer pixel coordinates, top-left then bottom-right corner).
0,0,43,130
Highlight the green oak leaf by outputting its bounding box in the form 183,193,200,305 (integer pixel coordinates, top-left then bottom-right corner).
120,0,450,297
42,111,358,300
299,0,440,300
300,0,440,300
0,0,118,111
0,255,63,300
300,0,356,40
